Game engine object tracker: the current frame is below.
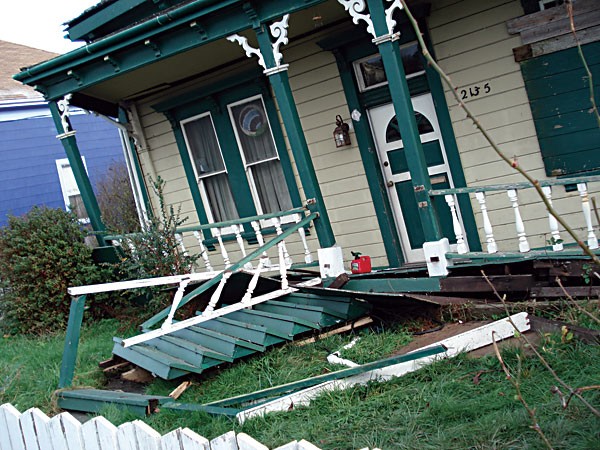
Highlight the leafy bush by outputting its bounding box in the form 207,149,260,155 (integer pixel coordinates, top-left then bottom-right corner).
0,207,122,334
96,161,141,234
115,177,199,311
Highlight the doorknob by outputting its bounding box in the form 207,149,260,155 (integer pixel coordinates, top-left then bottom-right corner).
383,161,389,167
386,180,394,187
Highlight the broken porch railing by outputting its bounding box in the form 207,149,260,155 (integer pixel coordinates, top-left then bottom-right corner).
60,208,318,388
430,174,600,255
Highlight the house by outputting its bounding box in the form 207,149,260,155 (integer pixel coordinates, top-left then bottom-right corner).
13,0,600,407
13,0,600,270
0,40,139,227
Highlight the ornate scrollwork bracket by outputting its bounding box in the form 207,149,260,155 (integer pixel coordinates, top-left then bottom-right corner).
337,0,404,42
227,14,290,75
56,94,76,139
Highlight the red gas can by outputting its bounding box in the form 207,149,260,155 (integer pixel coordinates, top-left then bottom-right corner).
350,251,372,274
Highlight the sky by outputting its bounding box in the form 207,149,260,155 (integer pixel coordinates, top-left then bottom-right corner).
0,0,99,54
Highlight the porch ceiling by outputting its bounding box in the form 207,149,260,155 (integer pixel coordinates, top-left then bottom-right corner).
83,3,347,103
15,0,349,108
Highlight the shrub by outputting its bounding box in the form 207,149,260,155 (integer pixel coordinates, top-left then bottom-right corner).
96,161,141,234
0,207,121,334
115,177,199,311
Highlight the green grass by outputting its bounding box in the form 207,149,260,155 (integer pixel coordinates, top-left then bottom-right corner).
1,320,599,449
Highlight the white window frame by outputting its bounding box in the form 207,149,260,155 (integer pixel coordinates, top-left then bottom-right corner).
181,111,235,228
55,157,90,224
227,94,291,225
353,41,426,93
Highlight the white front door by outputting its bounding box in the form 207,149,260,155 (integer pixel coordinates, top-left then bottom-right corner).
368,93,460,262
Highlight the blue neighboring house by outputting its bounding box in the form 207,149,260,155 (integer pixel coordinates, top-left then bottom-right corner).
0,40,128,226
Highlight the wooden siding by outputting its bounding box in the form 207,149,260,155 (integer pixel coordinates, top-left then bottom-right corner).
0,112,126,227
429,0,599,251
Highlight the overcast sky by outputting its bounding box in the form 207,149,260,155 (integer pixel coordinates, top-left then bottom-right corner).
0,1,99,54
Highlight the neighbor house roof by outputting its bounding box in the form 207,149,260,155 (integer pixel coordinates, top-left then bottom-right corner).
0,41,58,101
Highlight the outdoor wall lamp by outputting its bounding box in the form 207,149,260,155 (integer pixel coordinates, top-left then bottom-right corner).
333,115,351,147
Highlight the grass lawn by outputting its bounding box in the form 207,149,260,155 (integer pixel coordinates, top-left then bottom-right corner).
1,318,599,449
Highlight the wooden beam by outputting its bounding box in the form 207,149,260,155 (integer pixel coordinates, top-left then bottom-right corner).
506,0,598,34
440,275,534,293
513,24,600,61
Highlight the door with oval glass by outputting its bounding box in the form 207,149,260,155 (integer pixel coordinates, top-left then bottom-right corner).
368,93,461,262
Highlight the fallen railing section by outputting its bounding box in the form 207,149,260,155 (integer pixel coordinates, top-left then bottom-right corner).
60,210,319,387
430,175,600,255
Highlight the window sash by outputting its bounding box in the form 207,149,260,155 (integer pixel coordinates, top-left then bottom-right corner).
55,158,90,223
228,95,293,215
181,112,239,223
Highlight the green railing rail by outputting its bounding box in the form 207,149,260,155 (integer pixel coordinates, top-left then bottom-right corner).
428,174,600,197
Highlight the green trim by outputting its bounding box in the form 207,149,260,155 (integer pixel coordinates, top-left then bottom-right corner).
262,89,303,209
332,49,404,268
118,107,152,217
255,27,335,248
49,101,107,245
343,276,441,293
67,0,148,41
59,295,87,388
206,344,446,407
423,31,481,252
367,0,441,242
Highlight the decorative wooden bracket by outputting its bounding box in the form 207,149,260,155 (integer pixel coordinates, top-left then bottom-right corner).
337,0,404,41
227,14,290,74
56,94,76,139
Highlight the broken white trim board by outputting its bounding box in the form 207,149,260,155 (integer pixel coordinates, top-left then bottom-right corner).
237,313,530,423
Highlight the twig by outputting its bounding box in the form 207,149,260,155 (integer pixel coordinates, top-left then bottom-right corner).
566,1,600,128
482,270,600,417
400,1,600,266
492,332,554,450
555,276,600,325
551,385,600,409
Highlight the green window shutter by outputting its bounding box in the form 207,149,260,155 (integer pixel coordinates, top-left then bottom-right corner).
521,41,600,176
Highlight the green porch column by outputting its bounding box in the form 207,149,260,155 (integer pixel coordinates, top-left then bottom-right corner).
362,0,441,242
49,98,106,246
230,18,335,249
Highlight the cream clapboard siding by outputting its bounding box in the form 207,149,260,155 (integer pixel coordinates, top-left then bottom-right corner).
429,0,599,251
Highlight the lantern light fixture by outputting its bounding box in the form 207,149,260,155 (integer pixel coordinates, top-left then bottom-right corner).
333,114,351,147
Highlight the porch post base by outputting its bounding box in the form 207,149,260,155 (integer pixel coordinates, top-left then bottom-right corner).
423,238,451,277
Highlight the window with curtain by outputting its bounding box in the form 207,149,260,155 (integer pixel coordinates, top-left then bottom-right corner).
181,113,239,222
228,96,293,215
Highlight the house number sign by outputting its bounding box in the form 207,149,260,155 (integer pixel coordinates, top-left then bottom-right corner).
460,82,491,100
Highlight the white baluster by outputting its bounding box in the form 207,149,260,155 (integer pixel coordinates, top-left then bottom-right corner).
507,189,530,253
193,231,214,272
233,224,253,270
294,213,313,263
542,186,563,252
241,257,266,303
578,183,599,249
444,195,467,254
162,277,192,329
475,192,498,254
251,221,272,267
213,228,231,268
204,272,231,315
272,217,292,267
278,240,289,291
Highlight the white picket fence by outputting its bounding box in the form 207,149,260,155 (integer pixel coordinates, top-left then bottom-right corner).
0,403,378,450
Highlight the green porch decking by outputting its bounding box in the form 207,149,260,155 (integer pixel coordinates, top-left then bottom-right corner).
111,290,371,380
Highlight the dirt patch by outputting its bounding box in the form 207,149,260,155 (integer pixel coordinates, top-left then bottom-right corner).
394,320,541,358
